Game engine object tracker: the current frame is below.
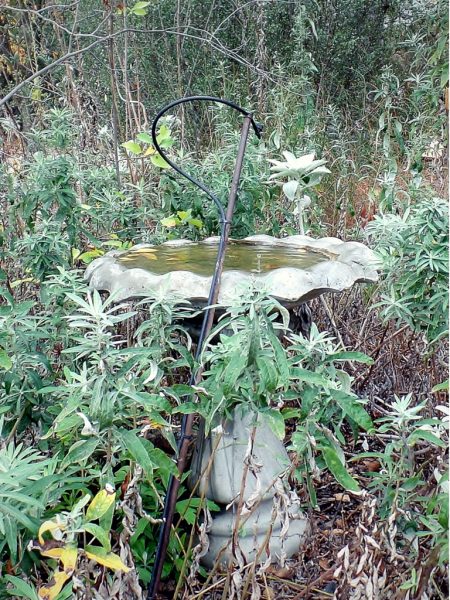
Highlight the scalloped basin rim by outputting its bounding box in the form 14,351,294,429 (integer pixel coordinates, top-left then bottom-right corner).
85,235,379,306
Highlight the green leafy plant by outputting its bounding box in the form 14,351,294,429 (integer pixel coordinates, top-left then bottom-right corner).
181,287,373,499
0,437,55,564
367,196,449,344
354,393,448,565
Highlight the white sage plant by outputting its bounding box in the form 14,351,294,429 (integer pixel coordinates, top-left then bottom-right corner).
268,151,330,234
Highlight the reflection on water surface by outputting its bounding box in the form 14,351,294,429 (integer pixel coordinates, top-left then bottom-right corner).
117,241,334,277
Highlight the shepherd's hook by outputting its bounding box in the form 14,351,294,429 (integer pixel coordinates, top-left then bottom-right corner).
147,96,261,600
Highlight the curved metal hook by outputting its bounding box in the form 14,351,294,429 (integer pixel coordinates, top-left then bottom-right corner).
147,97,261,600
151,95,262,223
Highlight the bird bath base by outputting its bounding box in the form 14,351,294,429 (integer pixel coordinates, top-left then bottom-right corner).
189,406,309,567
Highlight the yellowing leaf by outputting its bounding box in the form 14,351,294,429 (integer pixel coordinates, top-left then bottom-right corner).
10,277,35,288
160,216,178,228
120,249,157,261
38,520,65,545
78,249,104,264
85,545,130,572
85,488,116,522
60,547,78,572
40,545,77,573
31,87,42,101
40,547,64,560
143,145,156,156
38,571,69,600
127,247,156,255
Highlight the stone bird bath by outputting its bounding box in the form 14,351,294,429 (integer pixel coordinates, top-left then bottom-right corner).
85,234,378,567
85,233,377,306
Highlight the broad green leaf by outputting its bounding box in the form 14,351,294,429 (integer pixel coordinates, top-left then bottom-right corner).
4,575,40,600
136,132,153,144
121,140,142,155
151,153,170,168
290,367,330,387
85,545,130,572
131,1,150,14
321,446,360,492
326,351,373,365
61,438,99,469
262,408,285,440
157,124,171,141
83,523,111,551
118,429,153,477
222,349,246,392
256,355,279,392
331,390,373,431
85,488,116,522
0,349,12,370
432,379,448,392
408,429,446,448
159,137,174,148
268,332,290,385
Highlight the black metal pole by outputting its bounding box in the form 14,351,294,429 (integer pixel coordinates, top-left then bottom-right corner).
146,99,260,600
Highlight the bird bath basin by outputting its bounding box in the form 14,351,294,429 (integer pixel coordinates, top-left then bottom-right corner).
85,234,378,307
85,233,378,568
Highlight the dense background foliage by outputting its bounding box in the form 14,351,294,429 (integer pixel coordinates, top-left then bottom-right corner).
0,0,448,598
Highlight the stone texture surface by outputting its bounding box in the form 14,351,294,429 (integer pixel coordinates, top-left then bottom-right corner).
189,407,309,567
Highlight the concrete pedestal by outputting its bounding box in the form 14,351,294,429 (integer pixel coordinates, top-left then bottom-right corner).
189,406,309,567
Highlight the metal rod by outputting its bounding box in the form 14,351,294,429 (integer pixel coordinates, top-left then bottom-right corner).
147,100,259,600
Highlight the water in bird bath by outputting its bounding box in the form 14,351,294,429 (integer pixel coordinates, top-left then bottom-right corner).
117,239,337,277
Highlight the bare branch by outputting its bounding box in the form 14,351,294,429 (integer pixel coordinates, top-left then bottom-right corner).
0,25,280,108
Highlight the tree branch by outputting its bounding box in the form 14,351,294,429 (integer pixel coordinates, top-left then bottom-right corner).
0,25,279,108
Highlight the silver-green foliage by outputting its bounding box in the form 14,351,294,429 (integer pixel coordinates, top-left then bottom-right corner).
367,196,449,344
182,288,374,499
356,393,448,566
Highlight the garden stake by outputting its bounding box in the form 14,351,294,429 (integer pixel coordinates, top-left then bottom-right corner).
147,96,262,600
